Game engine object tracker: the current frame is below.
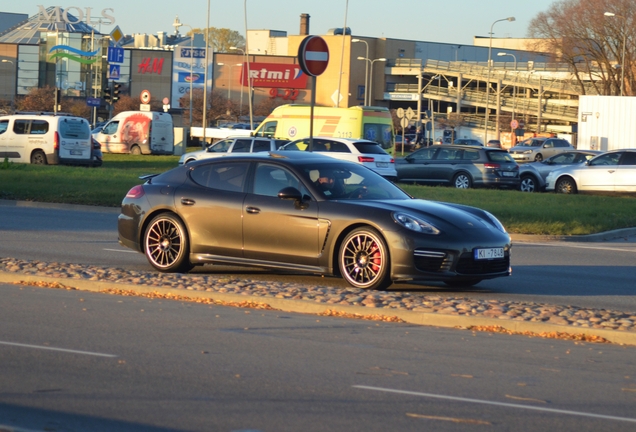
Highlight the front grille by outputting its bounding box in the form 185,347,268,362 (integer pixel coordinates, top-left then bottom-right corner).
414,249,453,272
456,251,510,275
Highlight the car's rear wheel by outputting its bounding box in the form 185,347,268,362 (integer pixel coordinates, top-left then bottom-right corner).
31,150,46,165
556,177,577,194
130,145,141,155
453,173,472,189
534,153,543,162
144,213,193,273
444,279,482,287
519,175,537,192
339,227,391,290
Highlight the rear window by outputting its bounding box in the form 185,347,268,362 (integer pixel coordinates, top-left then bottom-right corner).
59,119,89,139
487,151,516,163
353,142,388,155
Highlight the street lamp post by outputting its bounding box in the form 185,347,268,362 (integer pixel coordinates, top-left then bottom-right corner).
484,16,515,143
604,12,627,96
230,46,247,120
173,17,195,127
357,57,386,106
497,52,517,122
352,38,369,105
243,0,254,130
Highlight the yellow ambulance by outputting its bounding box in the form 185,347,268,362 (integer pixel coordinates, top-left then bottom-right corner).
253,104,394,149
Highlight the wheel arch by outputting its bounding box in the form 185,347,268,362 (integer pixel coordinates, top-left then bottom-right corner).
330,222,392,278
138,209,192,252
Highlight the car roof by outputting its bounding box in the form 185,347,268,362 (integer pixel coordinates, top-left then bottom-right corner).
289,136,379,145
185,150,344,167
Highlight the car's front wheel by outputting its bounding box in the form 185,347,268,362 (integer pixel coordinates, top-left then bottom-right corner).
556,177,577,194
130,145,142,155
144,213,193,273
520,175,537,192
453,173,472,189
338,227,391,290
534,153,543,162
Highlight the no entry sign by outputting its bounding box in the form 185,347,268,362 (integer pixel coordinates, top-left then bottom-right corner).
298,35,329,77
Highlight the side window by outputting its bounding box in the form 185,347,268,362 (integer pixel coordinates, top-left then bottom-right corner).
208,139,232,153
590,153,622,166
463,150,480,160
190,162,249,192
255,120,277,137
30,120,49,135
620,152,636,166
102,121,119,135
329,142,350,153
231,139,251,153
253,163,306,197
410,148,436,161
0,120,8,134
252,140,271,153
543,141,554,148
13,120,29,134
436,149,453,160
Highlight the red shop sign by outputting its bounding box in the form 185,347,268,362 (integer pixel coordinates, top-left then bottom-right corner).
241,62,308,89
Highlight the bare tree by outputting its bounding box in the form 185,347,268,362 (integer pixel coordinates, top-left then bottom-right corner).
527,0,634,95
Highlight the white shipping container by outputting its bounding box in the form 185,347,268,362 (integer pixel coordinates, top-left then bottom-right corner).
578,95,636,151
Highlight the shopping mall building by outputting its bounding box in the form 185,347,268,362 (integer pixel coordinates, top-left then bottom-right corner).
2,6,586,144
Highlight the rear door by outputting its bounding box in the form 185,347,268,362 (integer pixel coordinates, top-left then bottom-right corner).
397,147,439,182
58,117,92,162
614,151,636,192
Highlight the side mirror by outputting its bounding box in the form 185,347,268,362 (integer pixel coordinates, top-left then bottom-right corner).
278,186,303,201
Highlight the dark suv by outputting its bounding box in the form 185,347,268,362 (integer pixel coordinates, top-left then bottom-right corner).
396,144,520,189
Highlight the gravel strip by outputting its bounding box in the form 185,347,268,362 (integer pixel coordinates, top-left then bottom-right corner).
2,256,635,333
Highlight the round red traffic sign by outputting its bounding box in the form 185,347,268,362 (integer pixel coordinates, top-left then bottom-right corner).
140,89,151,104
298,35,329,77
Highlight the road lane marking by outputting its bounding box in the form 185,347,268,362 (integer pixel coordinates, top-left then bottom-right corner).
0,341,117,358
353,385,636,424
103,248,137,253
517,242,636,253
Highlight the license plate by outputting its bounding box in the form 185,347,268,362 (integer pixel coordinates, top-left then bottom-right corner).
70,150,83,155
376,162,388,168
474,247,504,260
502,171,515,177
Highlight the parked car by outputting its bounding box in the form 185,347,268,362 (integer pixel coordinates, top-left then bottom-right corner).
486,139,502,149
508,137,574,163
396,144,520,189
453,138,484,147
519,150,603,192
395,134,416,152
280,137,397,180
118,151,511,289
178,137,290,165
0,113,94,165
545,149,636,194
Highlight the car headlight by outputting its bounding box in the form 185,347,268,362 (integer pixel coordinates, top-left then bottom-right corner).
483,210,507,233
523,150,533,154
393,213,440,235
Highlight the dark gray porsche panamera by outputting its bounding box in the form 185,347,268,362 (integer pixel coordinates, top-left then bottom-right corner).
118,151,511,290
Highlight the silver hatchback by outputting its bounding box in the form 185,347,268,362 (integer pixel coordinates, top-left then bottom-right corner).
508,137,574,163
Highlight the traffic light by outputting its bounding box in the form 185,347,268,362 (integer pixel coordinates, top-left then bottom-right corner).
112,83,121,103
103,87,112,104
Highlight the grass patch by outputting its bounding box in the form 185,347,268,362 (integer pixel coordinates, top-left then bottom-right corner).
1,154,635,236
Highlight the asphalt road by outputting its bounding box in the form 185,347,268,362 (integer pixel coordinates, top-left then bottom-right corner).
1,283,635,432
1,201,635,312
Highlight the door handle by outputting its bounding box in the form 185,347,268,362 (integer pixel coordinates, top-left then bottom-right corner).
181,198,195,206
608,170,616,174
245,206,260,214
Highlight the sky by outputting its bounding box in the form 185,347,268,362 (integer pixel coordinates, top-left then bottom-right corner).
4,1,556,45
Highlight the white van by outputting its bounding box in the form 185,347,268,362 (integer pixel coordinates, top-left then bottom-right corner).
0,113,93,165
94,111,174,155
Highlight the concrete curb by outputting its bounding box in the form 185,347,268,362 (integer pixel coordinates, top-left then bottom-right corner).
3,272,635,346
510,227,636,243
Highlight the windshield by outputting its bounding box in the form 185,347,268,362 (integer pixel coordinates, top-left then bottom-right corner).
518,138,545,147
301,162,409,201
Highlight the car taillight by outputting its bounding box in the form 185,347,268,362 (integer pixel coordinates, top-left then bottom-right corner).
125,185,145,199
359,156,375,163
484,163,500,169
54,131,59,151
390,158,395,163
